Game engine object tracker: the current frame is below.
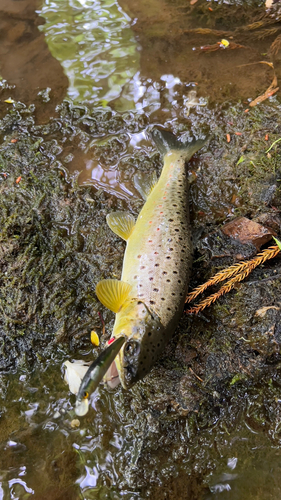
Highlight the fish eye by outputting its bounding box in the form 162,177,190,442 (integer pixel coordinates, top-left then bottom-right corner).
125,342,133,354
83,391,89,399
124,340,140,356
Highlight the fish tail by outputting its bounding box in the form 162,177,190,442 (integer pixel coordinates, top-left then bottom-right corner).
150,127,208,162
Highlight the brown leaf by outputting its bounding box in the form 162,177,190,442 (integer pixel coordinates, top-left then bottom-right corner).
255,306,279,317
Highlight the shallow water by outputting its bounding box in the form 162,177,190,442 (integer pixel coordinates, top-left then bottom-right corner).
1,0,281,498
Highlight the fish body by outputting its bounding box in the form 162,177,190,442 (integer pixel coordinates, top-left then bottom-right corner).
96,128,207,389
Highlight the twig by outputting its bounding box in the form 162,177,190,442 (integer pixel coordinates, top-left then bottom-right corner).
189,367,203,382
186,245,280,314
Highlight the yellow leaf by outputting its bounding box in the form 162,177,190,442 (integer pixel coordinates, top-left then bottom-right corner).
220,39,230,48
91,330,100,346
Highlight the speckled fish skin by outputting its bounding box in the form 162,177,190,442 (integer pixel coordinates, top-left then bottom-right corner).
111,128,207,389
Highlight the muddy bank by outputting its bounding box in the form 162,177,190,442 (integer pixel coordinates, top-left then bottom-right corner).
1,91,281,497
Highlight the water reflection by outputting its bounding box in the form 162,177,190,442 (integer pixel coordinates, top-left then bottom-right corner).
0,0,68,121
39,0,140,107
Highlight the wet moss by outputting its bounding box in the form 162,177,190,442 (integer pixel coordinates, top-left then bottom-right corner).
1,95,281,498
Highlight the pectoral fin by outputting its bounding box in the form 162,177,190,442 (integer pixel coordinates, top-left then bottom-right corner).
106,211,135,241
134,171,158,200
96,279,132,313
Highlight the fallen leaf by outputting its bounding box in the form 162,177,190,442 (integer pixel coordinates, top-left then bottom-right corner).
4,98,15,104
273,236,281,250
16,176,22,184
220,39,230,48
190,0,198,4
226,133,231,143
236,155,245,165
221,216,276,250
255,306,279,317
90,330,100,346
64,360,90,395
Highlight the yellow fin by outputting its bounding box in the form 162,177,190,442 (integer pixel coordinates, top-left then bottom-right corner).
106,211,135,241
96,279,132,313
134,171,158,200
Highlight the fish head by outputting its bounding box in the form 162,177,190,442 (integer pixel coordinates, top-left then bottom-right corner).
113,300,165,389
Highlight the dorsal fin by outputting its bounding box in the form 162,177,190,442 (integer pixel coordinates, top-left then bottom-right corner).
106,211,135,241
134,171,158,200
96,279,132,313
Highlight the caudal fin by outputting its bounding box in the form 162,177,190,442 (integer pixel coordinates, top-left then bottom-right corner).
150,126,208,162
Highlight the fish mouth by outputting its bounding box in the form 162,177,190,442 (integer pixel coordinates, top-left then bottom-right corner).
75,336,126,416
104,360,121,389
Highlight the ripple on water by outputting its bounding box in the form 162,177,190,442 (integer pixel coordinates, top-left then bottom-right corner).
39,0,140,106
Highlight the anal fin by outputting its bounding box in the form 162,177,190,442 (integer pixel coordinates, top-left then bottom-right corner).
96,279,132,313
106,211,135,241
134,171,158,200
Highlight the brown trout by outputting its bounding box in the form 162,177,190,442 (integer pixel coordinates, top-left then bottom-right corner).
95,128,207,390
